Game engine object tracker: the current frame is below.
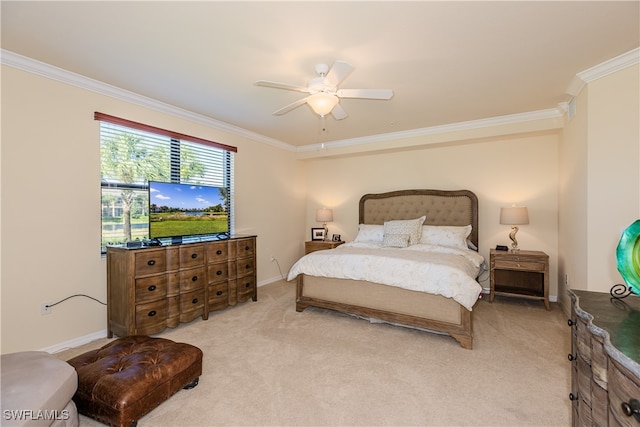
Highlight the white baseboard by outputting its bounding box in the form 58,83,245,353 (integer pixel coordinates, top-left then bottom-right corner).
41,329,108,354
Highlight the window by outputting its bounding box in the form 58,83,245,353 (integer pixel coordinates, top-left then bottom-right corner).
97,113,236,253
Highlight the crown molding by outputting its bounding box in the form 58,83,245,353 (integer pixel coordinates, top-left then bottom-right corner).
566,47,639,97
296,108,564,153
1,49,297,152
4,47,634,155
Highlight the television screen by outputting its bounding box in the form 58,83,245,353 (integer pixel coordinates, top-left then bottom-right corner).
148,181,229,239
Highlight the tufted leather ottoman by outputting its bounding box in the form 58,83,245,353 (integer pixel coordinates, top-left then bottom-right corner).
66,336,202,427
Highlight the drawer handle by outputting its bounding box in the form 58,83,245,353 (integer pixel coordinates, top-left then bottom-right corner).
216,250,222,255
216,290,223,296
567,353,577,362
569,393,578,401
245,245,250,251
148,310,157,317
191,253,198,259
192,276,198,282
621,399,640,420
567,319,576,327
216,270,222,275
192,298,198,304
147,260,156,266
245,264,251,269
148,285,157,292
245,282,251,288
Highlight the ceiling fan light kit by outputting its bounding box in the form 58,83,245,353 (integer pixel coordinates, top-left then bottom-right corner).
256,60,393,120
307,93,339,116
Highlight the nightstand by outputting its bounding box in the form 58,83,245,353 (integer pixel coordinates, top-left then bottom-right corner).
489,249,550,310
305,240,344,254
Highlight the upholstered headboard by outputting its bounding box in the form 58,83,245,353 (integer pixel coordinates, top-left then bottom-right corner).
359,189,479,248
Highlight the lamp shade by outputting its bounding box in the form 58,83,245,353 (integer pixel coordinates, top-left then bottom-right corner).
500,206,529,225
307,93,339,116
316,208,333,223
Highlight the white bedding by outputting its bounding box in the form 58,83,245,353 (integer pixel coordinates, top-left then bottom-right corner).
287,242,484,311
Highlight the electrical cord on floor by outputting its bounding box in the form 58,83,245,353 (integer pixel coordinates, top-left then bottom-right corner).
45,294,106,309
272,258,287,281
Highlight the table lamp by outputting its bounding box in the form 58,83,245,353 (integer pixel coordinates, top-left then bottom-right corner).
500,206,529,252
316,208,333,240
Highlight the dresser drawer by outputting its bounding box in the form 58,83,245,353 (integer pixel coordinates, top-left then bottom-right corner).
236,257,255,278
608,357,640,427
576,316,592,364
208,282,229,311
179,244,205,268
134,250,166,276
134,275,167,304
135,299,167,335
179,266,206,292
207,262,229,284
179,289,204,322
577,356,593,409
494,259,546,271
206,241,229,263
235,238,255,258
237,275,256,302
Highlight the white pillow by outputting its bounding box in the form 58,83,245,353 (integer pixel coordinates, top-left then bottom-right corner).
353,224,384,243
383,216,426,246
382,233,410,248
419,225,472,249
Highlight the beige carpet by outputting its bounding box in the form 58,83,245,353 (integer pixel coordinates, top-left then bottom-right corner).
56,280,571,426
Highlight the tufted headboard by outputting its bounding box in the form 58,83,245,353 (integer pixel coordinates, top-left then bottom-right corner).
359,189,479,248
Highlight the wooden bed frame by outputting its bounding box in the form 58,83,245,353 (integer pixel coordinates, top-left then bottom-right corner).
295,189,479,349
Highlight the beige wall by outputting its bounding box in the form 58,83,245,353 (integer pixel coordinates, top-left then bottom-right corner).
303,132,560,297
1,66,305,353
2,60,637,353
558,64,639,307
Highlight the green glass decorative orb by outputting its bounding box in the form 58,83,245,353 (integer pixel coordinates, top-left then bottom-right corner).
616,219,640,295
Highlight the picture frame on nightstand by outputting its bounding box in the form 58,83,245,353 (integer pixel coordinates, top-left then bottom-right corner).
311,228,325,241
332,234,341,242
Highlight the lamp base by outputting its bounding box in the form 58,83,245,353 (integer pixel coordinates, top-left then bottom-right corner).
508,226,520,252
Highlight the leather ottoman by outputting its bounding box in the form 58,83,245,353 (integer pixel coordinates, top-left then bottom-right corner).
66,336,202,427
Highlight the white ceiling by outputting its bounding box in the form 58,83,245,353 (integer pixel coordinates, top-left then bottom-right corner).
2,1,638,148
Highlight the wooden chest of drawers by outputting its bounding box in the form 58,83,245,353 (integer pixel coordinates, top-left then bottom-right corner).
107,236,257,338
569,290,640,426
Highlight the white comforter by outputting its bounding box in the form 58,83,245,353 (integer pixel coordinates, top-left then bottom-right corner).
287,242,484,311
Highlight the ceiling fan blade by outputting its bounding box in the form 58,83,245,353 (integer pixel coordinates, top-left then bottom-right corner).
255,80,310,93
331,104,348,120
273,97,309,116
324,61,353,87
337,89,394,99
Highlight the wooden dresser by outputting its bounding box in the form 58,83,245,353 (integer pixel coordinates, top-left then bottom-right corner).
568,290,640,426
107,235,257,338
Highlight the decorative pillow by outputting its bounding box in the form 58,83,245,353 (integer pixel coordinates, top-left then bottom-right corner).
353,224,384,243
418,225,472,249
383,216,426,246
382,233,410,248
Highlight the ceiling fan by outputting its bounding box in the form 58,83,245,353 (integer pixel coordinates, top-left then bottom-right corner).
255,61,393,120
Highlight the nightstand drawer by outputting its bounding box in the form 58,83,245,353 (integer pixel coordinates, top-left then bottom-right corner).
494,260,546,271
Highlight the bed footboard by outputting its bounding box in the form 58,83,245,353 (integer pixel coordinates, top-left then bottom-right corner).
296,274,474,349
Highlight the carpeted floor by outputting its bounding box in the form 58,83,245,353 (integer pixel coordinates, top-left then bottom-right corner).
56,280,571,426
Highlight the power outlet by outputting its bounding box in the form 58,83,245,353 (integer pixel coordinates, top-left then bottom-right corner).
41,302,52,315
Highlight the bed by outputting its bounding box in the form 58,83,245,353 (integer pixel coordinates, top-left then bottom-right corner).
288,189,482,349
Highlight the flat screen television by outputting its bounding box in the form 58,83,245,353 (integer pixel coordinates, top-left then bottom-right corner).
148,181,229,240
